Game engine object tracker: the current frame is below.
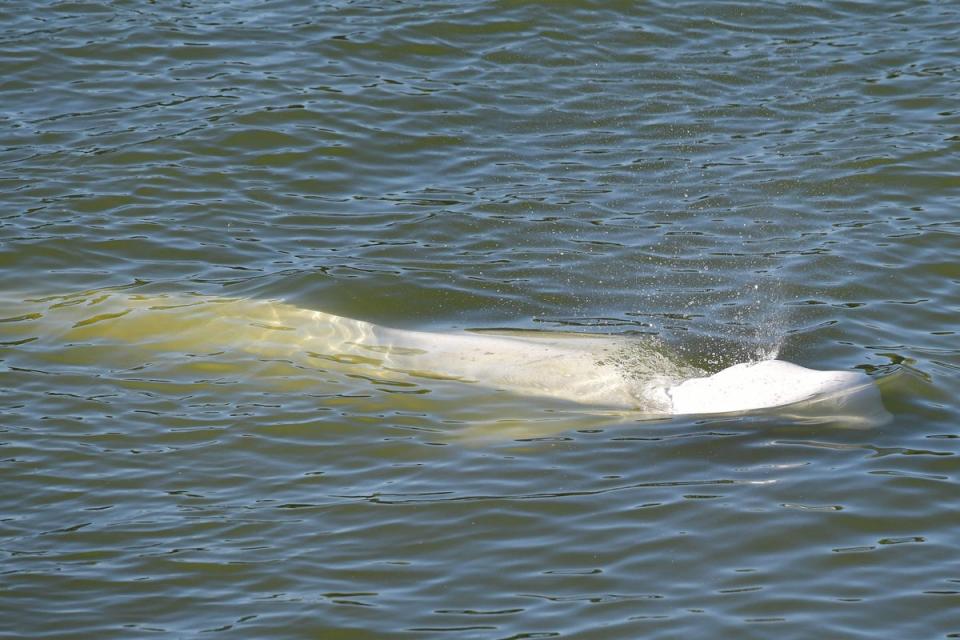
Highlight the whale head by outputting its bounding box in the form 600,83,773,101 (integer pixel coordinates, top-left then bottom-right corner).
666,359,886,423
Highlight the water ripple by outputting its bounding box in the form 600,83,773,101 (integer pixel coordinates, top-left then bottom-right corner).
3,0,960,637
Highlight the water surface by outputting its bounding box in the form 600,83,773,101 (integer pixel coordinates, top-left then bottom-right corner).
2,1,959,638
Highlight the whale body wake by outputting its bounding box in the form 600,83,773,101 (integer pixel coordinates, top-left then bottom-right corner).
3,291,886,422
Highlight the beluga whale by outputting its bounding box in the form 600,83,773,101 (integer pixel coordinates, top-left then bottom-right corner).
4,290,886,423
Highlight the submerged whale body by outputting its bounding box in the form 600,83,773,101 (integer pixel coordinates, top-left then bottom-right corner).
7,291,885,421
348,316,885,421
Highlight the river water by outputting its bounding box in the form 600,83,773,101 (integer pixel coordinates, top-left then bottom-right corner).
2,1,959,638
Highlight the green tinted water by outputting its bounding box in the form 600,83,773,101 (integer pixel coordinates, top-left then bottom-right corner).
2,1,959,638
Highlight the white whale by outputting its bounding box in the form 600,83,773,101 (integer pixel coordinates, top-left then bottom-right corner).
6,291,886,421
324,314,885,421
